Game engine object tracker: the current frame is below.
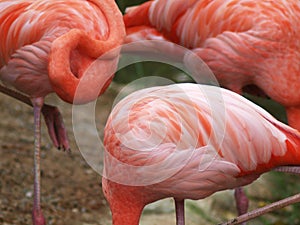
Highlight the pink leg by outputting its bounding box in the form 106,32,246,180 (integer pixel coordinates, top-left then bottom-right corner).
274,166,300,174
0,84,69,150
219,193,300,225
175,198,185,225
234,187,248,225
31,97,46,225
234,188,248,215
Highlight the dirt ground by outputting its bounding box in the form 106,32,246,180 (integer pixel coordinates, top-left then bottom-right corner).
0,83,299,225
0,85,114,225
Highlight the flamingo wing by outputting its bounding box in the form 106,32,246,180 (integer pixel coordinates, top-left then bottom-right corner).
104,83,300,201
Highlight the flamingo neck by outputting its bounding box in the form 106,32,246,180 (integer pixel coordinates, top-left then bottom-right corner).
48,0,125,104
124,2,153,28
48,28,121,104
286,107,300,131
102,179,145,225
111,203,143,225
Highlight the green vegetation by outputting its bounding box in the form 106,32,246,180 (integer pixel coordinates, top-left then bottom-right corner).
116,0,147,13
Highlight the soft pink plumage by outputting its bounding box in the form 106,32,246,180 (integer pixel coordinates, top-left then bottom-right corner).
124,0,300,131
0,0,125,103
103,83,300,225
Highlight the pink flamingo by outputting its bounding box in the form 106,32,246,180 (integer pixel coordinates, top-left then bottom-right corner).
102,83,300,225
0,0,125,224
124,0,300,129
123,0,300,218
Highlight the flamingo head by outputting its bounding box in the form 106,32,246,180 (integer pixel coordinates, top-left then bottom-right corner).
48,2,125,105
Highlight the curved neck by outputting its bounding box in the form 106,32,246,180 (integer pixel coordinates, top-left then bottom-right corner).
79,0,126,57
48,0,125,104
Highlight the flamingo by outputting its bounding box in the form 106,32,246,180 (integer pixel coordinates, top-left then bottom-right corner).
102,83,300,225
0,0,125,224
124,0,300,129
123,0,300,218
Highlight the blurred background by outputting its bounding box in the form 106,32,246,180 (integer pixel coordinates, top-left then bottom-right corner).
0,1,299,225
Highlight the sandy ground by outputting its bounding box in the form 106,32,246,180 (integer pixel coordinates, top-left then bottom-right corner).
0,83,299,225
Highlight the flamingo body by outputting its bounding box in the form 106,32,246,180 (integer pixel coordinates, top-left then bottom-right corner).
0,1,125,224
1,0,125,103
103,83,300,225
124,0,300,130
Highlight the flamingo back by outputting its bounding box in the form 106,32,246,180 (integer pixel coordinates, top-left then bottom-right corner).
0,0,109,66
125,0,300,48
124,0,300,109
103,83,300,200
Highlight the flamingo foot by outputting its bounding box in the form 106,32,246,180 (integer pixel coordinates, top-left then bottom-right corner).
32,209,46,225
41,104,70,151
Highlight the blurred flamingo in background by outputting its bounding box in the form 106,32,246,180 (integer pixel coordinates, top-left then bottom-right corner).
124,0,300,129
0,0,125,224
123,0,300,218
102,83,300,225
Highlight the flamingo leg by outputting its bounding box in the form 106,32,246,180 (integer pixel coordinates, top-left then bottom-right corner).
234,187,248,225
0,84,69,150
274,166,300,174
31,97,46,225
175,198,185,225
219,193,300,225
